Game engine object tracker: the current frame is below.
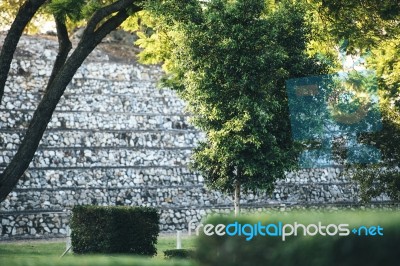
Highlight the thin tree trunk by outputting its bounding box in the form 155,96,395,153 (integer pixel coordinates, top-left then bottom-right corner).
0,0,142,202
46,16,72,88
0,0,47,104
234,180,241,217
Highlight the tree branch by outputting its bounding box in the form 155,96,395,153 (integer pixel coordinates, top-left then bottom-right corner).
91,4,142,45
0,0,47,105
0,0,143,202
82,0,137,38
47,15,72,89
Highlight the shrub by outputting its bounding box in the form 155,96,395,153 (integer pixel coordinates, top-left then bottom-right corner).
70,205,159,255
164,249,195,259
196,211,400,266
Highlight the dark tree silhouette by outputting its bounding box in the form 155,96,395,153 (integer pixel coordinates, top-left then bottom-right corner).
0,0,143,202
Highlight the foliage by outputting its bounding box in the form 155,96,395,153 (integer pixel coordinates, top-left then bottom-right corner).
136,0,326,196
306,0,400,201
46,0,87,22
0,0,131,33
314,0,400,51
0,0,50,34
353,98,400,202
163,249,195,259
70,205,159,255
196,211,400,266
1,0,399,203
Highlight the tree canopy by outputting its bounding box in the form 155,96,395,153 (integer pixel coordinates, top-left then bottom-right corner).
135,0,326,212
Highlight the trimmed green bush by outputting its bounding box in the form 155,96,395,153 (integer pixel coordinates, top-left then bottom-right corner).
196,211,400,266
164,249,195,259
70,205,159,255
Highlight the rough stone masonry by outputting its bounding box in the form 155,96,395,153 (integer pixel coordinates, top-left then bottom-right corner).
0,34,394,240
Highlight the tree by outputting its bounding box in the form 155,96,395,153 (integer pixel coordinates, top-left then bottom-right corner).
0,0,143,202
310,0,400,201
137,0,326,215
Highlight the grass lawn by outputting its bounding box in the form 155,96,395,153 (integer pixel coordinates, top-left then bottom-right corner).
0,235,198,266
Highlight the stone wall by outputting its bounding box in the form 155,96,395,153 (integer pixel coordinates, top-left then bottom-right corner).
0,35,392,240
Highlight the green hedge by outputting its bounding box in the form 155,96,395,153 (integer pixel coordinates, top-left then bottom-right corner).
164,249,195,259
196,211,400,266
70,206,160,255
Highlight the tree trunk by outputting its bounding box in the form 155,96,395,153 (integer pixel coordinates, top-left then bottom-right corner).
0,0,47,104
0,0,142,202
46,16,72,89
234,180,241,217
